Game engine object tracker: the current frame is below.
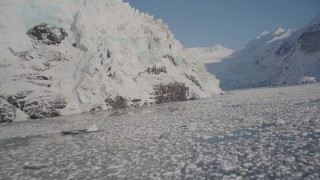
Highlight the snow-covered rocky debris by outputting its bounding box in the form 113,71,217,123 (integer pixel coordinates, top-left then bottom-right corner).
206,15,320,90
0,99,16,123
0,0,222,122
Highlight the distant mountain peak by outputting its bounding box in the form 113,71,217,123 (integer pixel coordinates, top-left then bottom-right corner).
273,27,285,35
310,13,320,25
256,31,270,39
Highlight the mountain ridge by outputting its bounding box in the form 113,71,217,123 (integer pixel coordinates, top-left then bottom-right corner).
205,16,320,90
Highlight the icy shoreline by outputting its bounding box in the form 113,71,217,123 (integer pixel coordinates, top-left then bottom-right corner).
0,83,319,179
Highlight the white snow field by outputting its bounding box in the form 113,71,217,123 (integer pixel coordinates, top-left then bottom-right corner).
0,83,319,179
186,45,234,64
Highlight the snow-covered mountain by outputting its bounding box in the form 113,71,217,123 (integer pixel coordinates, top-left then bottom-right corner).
186,45,234,64
0,0,222,123
206,15,320,90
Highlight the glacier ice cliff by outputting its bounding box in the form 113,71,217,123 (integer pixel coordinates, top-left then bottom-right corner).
0,0,222,122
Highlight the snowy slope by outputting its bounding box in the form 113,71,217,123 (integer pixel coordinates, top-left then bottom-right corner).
206,15,320,90
0,0,222,122
186,45,234,64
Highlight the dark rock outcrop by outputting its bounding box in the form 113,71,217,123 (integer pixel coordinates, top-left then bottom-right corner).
185,74,202,89
154,82,189,104
131,99,141,103
8,48,34,61
146,66,167,75
22,95,67,119
105,96,128,109
27,23,68,45
5,90,33,110
0,99,16,123
297,24,320,54
276,42,291,56
162,55,178,66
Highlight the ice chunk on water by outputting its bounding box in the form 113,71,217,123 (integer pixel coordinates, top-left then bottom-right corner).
217,160,236,172
87,123,99,132
276,119,286,127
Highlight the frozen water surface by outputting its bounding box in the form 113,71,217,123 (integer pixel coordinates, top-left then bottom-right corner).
0,83,320,179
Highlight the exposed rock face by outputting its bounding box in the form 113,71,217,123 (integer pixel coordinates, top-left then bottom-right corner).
146,66,167,75
23,95,67,119
277,21,320,85
162,55,178,66
27,23,68,45
297,24,320,54
185,74,202,89
105,96,128,109
0,100,16,123
5,91,33,110
2,91,67,120
154,82,189,104
276,42,291,56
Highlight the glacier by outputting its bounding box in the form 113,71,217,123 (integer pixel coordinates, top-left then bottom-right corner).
0,0,222,122
186,44,234,64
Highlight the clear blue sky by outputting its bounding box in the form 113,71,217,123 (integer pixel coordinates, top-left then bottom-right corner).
124,0,320,50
